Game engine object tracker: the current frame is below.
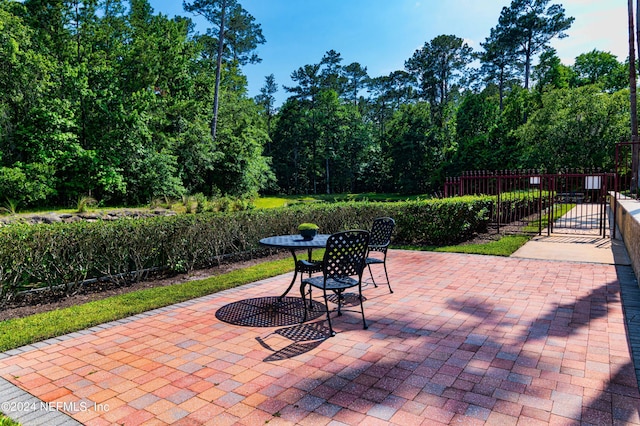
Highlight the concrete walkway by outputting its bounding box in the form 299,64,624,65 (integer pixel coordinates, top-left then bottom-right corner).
512,204,632,266
512,233,631,265
0,247,639,425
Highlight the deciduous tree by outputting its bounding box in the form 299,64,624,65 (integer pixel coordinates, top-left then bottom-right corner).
385,102,441,193
571,49,627,92
516,86,628,171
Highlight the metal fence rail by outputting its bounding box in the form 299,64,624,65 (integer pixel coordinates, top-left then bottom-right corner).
444,169,614,237
615,142,635,199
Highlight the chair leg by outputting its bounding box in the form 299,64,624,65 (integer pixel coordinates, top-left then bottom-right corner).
383,262,393,293
322,288,335,336
300,282,308,323
367,263,378,288
336,290,344,316
358,284,368,330
368,261,393,293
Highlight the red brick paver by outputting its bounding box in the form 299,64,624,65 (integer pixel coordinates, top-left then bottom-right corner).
1,250,639,425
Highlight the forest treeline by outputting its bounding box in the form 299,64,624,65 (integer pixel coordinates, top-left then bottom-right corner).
0,0,633,208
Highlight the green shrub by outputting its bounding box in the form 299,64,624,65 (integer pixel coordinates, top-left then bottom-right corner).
0,196,492,305
0,163,56,206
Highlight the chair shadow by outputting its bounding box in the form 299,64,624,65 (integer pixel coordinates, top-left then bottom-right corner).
255,293,367,361
256,321,333,361
219,293,375,361
215,296,325,327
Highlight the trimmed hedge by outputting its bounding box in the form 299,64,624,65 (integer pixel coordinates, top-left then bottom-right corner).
0,196,492,304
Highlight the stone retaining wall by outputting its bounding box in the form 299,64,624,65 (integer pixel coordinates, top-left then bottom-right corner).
613,195,640,279
0,209,176,226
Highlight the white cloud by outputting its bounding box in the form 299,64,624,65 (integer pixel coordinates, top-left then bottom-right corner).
464,37,478,50
553,2,628,64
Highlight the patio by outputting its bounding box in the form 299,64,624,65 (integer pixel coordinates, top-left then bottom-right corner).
1,249,639,425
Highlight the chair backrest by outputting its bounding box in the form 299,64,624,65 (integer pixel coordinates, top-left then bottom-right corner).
323,230,370,279
369,217,395,251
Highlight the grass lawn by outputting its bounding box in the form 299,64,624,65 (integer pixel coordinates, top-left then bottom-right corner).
0,415,19,426
434,235,531,255
398,234,531,257
253,193,429,209
523,203,575,233
2,193,431,216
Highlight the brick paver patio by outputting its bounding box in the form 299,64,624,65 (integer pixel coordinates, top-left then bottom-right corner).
1,250,639,425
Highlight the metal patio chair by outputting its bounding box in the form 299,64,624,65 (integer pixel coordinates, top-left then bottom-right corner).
300,230,370,336
366,217,395,293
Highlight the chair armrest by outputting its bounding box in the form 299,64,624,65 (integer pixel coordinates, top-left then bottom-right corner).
368,244,389,251
297,259,323,274
367,244,389,253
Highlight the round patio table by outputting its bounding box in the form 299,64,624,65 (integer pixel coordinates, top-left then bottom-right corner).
259,234,330,299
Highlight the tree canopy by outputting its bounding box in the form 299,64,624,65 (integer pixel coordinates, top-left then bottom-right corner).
0,0,633,207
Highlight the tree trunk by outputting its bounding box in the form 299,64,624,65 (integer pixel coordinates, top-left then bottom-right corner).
498,68,504,111
211,0,227,140
629,0,638,194
524,41,531,90
325,157,330,194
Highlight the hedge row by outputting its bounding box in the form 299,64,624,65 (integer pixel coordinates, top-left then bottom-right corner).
0,196,492,303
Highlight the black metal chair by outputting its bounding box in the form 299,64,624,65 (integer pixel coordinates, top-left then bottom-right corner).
366,217,395,293
300,230,370,336
296,258,324,279
296,248,325,291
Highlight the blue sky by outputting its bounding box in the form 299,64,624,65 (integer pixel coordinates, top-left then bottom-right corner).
149,0,627,106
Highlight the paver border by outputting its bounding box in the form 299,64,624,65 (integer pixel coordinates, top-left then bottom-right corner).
0,376,81,425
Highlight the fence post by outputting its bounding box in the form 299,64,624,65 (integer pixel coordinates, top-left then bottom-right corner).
538,174,543,235
496,173,501,233
547,175,554,236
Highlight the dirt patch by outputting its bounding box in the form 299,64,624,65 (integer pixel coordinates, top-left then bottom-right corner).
0,251,291,322
460,224,533,245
